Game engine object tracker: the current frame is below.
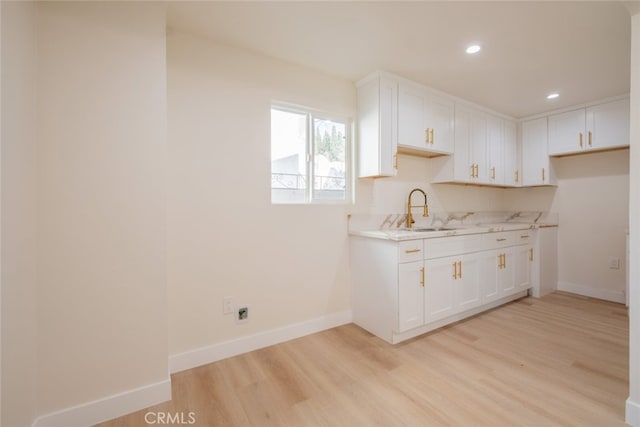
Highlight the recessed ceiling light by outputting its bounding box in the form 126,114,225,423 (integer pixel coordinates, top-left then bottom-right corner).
465,45,481,54
547,93,560,100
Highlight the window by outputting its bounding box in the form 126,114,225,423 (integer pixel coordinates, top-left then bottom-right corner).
271,104,350,204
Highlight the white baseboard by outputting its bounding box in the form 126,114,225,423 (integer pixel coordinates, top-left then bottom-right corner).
557,281,626,304
32,377,171,427
169,310,353,374
627,397,640,427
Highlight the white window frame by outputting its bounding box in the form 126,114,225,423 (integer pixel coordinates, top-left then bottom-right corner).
271,103,352,205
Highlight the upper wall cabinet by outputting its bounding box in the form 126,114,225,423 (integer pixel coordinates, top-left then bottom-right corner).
503,121,521,187
433,103,518,187
398,81,454,156
356,72,398,178
548,97,630,156
521,117,556,186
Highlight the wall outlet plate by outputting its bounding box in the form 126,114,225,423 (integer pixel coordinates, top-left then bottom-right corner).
223,296,233,314
236,305,249,324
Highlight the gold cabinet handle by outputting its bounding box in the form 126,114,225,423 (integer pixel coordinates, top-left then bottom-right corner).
491,167,496,180
502,254,506,269
515,170,519,183
529,248,534,261
579,132,583,148
452,262,457,279
430,128,435,144
470,164,479,178
405,248,421,254
458,261,462,279
520,235,530,239
496,238,507,242
588,130,592,147
542,167,546,182
498,254,503,269
393,153,398,170
420,267,425,287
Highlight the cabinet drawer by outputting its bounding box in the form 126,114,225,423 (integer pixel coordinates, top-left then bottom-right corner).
398,240,423,263
485,230,533,249
423,235,483,259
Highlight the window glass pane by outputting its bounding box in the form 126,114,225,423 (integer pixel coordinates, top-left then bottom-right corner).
313,118,346,201
271,108,307,203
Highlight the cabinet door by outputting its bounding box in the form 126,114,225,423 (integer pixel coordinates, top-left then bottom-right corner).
497,249,517,296
357,74,398,177
398,261,425,332
503,120,520,186
521,117,549,186
487,115,505,185
514,245,533,292
479,249,500,303
456,254,482,312
470,109,488,183
548,109,585,156
453,104,486,183
453,105,473,181
586,98,630,151
398,82,428,150
427,92,454,154
424,257,457,323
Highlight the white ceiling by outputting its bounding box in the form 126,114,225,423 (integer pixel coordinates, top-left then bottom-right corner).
167,1,634,118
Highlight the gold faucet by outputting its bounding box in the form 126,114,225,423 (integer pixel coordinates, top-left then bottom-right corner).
406,188,429,229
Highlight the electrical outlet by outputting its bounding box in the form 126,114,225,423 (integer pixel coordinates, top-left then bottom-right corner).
223,296,233,314
236,306,249,324
609,257,620,270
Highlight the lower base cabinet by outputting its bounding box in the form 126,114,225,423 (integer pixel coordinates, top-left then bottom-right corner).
398,261,424,332
351,230,535,344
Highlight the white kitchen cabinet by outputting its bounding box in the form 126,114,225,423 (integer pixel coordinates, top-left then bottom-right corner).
487,114,505,185
499,245,533,297
423,253,481,323
479,250,500,303
356,72,398,177
424,257,457,322
398,260,425,332
497,249,517,296
514,245,533,292
530,226,558,298
454,104,488,183
434,104,517,187
482,231,533,301
503,120,520,186
398,80,454,156
351,229,535,344
548,98,629,156
434,104,487,184
521,117,556,186
453,254,482,313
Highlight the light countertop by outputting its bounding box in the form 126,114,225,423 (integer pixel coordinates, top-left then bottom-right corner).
350,222,557,241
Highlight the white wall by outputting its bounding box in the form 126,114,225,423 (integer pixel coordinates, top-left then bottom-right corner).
1,2,39,426
167,31,355,355
34,1,169,420
552,151,629,302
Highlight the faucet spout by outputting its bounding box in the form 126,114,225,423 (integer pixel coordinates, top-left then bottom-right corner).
406,188,429,229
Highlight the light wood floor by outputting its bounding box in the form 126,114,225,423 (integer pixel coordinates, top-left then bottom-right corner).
98,292,628,426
